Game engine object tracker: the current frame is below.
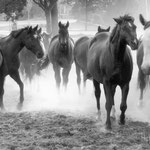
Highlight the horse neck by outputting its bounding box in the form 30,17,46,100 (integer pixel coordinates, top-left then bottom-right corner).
110,31,127,63
3,35,24,58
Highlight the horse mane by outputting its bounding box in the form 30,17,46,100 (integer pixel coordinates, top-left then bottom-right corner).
109,25,119,43
11,27,29,38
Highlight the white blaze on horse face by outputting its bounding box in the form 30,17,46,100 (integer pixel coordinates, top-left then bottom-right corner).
128,22,132,28
40,40,46,54
141,28,150,71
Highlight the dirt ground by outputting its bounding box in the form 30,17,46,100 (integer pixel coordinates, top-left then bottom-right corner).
0,111,150,150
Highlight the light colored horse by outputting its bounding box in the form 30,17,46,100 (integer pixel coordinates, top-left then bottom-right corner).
137,14,150,107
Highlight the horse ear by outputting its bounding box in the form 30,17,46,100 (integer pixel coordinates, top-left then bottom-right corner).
113,18,122,24
106,26,110,32
37,28,42,34
33,25,38,32
98,26,101,32
28,26,32,33
139,14,147,26
66,21,69,28
58,21,62,28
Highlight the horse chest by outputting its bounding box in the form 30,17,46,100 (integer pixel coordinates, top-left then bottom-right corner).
109,62,132,85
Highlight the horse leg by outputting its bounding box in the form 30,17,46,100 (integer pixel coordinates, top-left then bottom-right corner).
53,64,61,90
10,70,24,110
83,73,87,88
93,79,101,120
119,83,129,125
75,61,81,93
62,65,71,90
0,75,5,111
137,69,146,107
103,80,113,129
110,85,117,119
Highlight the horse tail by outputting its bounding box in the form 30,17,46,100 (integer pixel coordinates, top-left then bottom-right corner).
40,54,50,70
137,69,149,91
25,66,33,83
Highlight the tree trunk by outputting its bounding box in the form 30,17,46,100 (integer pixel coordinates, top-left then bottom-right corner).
45,11,51,33
51,2,58,36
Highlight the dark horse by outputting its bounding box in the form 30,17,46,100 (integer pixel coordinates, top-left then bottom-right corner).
19,29,50,82
0,26,45,110
74,26,110,92
137,14,150,106
41,21,74,89
87,15,138,129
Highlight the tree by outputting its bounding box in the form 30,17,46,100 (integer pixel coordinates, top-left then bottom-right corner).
66,0,140,27
33,0,58,35
0,0,27,21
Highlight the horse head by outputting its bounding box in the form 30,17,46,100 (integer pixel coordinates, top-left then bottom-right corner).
19,25,45,59
58,21,69,48
139,14,150,74
113,15,138,50
97,26,110,33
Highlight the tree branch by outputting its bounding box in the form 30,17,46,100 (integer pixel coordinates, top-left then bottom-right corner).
33,0,45,11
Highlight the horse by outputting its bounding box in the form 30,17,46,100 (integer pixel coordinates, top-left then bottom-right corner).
74,26,110,93
137,14,150,106
42,31,51,52
41,21,74,90
0,26,45,110
87,15,138,129
19,29,51,82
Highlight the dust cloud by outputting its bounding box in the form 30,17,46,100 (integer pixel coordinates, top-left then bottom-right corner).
3,52,150,124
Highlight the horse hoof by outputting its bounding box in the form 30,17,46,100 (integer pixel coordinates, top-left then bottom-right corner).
105,124,112,130
17,103,23,111
96,111,101,121
119,120,125,125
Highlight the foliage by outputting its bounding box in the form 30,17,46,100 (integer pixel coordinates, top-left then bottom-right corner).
33,0,58,11
0,0,27,20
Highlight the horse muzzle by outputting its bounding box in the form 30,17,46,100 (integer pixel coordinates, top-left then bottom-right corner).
130,39,138,50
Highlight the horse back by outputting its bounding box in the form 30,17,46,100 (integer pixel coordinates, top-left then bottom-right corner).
74,36,90,70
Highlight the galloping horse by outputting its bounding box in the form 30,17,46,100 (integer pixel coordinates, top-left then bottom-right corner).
0,26,45,110
87,15,138,129
74,26,110,92
19,29,50,82
137,14,150,106
41,21,74,90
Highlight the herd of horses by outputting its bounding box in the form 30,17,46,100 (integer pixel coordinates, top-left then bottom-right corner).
0,13,150,129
